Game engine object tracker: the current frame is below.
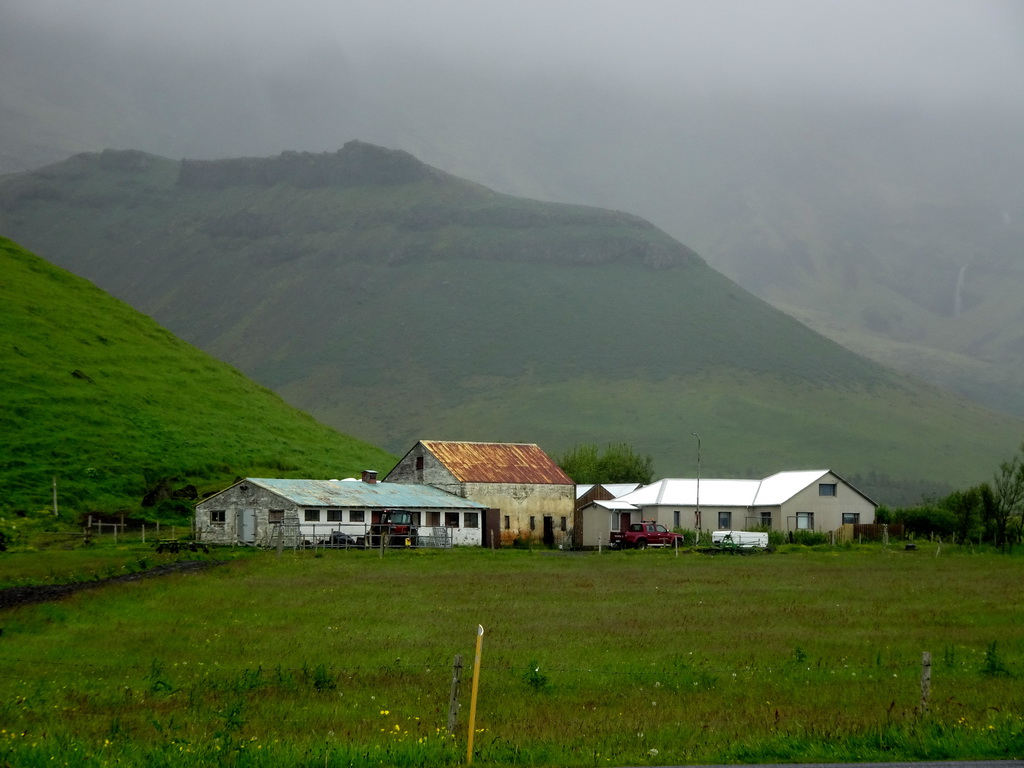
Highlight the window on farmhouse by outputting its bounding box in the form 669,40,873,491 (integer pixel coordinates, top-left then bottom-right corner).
210,510,226,524
504,515,510,530
761,510,772,526
842,513,860,525
718,511,731,529
269,509,284,524
327,510,343,522
465,512,479,528
560,516,567,532
304,509,321,522
349,510,365,523
673,510,680,528
819,483,837,497
529,516,536,531
427,511,440,526
445,512,459,527
797,512,814,530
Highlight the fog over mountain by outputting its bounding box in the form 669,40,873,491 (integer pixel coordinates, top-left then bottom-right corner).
3,0,1024,416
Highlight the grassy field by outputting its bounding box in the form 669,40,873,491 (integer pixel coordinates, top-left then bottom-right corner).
0,542,1022,767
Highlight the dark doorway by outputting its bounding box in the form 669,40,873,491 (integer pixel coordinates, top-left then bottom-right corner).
482,509,500,548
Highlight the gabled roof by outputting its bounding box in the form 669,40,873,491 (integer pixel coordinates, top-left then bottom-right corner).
619,478,762,507
616,470,874,508
576,482,642,499
202,478,486,509
752,470,832,505
419,440,574,485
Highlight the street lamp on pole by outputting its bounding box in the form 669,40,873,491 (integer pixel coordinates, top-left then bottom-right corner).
691,432,701,539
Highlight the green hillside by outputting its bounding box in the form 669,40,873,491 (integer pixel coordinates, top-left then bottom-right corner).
1,147,1022,506
0,236,395,522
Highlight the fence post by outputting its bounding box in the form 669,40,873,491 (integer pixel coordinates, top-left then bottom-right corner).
467,625,484,764
447,654,463,734
920,651,931,714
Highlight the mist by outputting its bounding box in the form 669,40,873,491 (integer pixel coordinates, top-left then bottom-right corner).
8,0,1024,107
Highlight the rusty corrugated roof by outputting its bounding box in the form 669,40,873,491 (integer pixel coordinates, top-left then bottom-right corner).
421,441,573,485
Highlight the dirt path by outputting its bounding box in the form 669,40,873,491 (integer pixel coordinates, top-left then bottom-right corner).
0,559,222,610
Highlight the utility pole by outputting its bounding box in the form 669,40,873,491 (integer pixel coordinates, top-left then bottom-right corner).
691,433,701,538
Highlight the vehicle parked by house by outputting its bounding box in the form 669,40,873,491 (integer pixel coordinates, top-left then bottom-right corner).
712,530,769,549
369,509,419,547
610,521,685,549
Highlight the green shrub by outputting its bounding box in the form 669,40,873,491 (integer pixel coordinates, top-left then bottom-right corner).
792,530,828,546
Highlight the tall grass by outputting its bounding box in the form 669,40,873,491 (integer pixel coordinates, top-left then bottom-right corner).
0,544,1021,765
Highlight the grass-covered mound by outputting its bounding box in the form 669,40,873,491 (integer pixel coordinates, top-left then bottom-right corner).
0,236,395,524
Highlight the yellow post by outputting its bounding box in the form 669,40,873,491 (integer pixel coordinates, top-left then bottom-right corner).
466,624,484,764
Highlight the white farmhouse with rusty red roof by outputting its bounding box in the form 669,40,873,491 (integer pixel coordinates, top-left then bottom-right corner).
385,440,575,547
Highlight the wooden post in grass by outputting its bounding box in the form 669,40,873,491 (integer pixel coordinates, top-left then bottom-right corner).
920,651,931,714
467,625,484,764
447,654,463,734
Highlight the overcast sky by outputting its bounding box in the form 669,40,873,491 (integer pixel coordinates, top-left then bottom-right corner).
8,0,1024,109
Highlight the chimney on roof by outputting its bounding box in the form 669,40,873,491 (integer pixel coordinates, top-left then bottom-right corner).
361,469,378,484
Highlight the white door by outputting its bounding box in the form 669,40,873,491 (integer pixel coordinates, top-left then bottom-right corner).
237,508,257,542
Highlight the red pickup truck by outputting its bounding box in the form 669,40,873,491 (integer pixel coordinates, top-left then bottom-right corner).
610,521,685,549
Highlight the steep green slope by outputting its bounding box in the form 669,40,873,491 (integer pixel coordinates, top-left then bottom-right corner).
0,236,395,521
1,146,1021,506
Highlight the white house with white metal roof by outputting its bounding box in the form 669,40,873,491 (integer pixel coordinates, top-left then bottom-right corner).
579,470,875,546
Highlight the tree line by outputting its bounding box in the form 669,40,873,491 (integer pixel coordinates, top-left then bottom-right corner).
878,440,1024,549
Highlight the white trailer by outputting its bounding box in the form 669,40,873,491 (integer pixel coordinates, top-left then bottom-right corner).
712,530,768,548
